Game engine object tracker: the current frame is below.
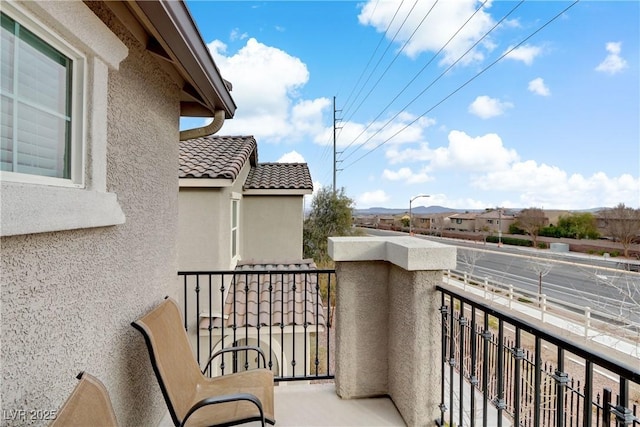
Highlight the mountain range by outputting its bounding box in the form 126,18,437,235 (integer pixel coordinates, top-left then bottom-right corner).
354,205,476,215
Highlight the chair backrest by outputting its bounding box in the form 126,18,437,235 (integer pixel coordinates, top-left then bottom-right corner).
131,297,203,424
50,372,118,427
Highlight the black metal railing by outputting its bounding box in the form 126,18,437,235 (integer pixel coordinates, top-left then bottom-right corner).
178,269,335,382
438,284,640,427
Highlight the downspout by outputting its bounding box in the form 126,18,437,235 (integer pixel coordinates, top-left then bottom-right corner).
179,109,226,141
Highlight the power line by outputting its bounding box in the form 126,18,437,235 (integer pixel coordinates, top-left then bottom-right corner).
340,0,486,156
334,0,381,102
341,0,424,125
340,0,404,118
341,0,520,163
342,0,580,170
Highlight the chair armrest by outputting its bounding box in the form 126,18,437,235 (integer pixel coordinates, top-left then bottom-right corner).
202,346,267,375
180,392,265,427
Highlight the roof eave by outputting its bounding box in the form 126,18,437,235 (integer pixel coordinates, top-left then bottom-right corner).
243,189,313,196
124,0,236,118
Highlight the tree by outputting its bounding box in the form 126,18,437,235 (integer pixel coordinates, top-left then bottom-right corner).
601,203,640,258
303,186,356,264
556,212,599,239
527,258,553,304
515,208,546,248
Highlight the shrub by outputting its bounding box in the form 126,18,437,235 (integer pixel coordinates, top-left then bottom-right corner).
486,236,533,247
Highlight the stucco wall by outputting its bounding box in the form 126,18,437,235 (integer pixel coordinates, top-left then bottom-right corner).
178,162,250,273
0,3,180,426
242,195,304,261
178,188,226,271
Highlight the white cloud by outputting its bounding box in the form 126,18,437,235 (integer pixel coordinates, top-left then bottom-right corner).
230,28,248,41
386,131,519,172
357,190,390,208
358,0,496,65
386,143,433,165
382,167,432,184
528,78,550,96
504,44,542,65
207,38,330,143
595,42,628,75
304,180,323,210
474,161,640,209
317,113,436,150
468,95,513,119
277,151,305,163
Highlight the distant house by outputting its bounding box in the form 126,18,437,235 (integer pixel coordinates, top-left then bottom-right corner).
411,214,432,231
475,210,516,235
377,215,397,228
178,135,312,270
448,212,478,232
177,134,321,377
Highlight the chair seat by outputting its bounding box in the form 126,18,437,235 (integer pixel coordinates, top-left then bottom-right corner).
185,370,275,427
132,297,276,426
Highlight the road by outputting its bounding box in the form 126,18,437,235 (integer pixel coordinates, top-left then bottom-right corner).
362,228,640,327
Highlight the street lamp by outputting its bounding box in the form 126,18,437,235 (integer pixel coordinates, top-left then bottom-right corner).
409,194,430,236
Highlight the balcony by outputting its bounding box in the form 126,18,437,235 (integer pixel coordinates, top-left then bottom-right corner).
175,237,639,426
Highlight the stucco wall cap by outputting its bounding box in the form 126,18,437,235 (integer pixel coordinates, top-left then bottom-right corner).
328,236,456,271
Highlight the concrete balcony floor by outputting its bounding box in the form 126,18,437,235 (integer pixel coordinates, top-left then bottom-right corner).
269,383,404,426
159,382,406,426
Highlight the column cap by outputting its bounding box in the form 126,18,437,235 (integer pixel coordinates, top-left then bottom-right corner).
329,236,456,271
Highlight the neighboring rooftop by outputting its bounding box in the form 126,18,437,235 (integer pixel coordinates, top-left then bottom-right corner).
179,135,256,179
200,259,325,330
244,163,313,192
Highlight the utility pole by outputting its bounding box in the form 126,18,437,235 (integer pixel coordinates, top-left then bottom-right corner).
333,96,342,194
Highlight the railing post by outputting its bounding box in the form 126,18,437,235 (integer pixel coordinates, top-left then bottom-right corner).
509,284,514,309
329,236,456,427
584,307,591,338
603,387,612,426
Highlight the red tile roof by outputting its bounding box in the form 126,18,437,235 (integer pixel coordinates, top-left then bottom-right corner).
200,260,326,330
179,135,256,179
244,163,313,191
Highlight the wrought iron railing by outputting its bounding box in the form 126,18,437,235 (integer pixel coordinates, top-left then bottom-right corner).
438,284,640,427
178,269,335,382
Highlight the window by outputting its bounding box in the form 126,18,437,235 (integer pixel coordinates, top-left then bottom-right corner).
0,1,128,237
231,198,239,259
1,10,82,185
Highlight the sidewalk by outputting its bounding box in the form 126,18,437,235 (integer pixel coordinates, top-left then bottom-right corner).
444,275,640,359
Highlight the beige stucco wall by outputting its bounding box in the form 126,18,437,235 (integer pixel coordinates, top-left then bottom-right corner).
178,188,227,270
1,3,181,426
178,162,250,273
242,195,304,261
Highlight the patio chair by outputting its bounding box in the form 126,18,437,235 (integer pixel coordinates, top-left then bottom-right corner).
132,297,275,427
50,372,118,426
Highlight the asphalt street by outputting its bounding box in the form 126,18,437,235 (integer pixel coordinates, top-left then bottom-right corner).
362,228,640,326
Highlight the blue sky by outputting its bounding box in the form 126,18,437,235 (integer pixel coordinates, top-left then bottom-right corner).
183,0,639,210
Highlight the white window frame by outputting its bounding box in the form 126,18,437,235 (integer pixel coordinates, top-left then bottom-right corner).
0,1,128,237
1,6,84,187
230,193,241,263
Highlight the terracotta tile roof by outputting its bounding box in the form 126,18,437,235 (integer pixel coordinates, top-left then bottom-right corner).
449,212,478,220
179,135,257,179
244,163,313,191
200,260,326,330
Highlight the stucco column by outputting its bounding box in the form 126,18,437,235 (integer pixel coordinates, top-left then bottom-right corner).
329,236,456,427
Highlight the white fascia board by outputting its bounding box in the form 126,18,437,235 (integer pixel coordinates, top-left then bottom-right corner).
243,189,312,196
179,178,233,188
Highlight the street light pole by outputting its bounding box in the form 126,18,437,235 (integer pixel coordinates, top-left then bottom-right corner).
498,208,503,247
409,194,430,236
